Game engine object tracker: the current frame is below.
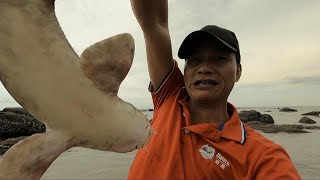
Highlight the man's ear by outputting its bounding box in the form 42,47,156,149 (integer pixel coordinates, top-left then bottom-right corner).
236,64,242,82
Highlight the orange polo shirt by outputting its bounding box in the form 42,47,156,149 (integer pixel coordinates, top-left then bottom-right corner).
128,61,301,180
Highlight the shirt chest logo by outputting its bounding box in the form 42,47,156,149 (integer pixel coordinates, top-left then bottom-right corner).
199,144,230,170
199,144,215,160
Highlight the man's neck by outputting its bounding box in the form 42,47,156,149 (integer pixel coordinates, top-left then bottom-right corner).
188,100,230,125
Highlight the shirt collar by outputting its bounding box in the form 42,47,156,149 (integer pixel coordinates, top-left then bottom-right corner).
221,103,246,144
178,91,246,145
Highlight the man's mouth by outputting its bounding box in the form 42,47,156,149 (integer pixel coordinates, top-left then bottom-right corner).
194,79,218,86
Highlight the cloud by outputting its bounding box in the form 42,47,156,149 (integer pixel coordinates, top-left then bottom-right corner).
230,81,320,107
283,76,320,86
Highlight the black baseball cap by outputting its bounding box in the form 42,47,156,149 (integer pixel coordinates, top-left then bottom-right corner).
178,25,241,64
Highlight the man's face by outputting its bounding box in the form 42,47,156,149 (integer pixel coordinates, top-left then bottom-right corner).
183,40,241,105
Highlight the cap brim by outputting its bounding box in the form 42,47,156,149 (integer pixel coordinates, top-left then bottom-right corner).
178,30,238,59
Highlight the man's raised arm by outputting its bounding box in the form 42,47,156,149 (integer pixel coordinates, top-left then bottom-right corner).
130,0,174,90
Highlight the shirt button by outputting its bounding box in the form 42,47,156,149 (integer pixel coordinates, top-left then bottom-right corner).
184,129,190,134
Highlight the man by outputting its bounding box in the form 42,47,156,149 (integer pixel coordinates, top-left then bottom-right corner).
128,0,301,179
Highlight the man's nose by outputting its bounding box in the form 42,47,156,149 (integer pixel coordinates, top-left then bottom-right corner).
196,65,214,75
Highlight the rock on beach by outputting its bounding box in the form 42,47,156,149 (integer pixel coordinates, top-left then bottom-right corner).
246,122,320,133
0,111,45,138
238,110,274,124
260,114,274,124
299,116,316,124
238,110,262,123
301,111,320,116
279,107,298,112
240,110,320,134
0,107,45,155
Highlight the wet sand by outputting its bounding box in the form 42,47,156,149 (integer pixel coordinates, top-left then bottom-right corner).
42,148,136,180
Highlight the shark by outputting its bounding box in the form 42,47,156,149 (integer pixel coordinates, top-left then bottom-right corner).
0,0,152,179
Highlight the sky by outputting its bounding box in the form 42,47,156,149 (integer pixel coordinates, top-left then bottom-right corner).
1,0,320,109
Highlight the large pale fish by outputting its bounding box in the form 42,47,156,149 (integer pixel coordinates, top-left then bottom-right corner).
0,0,152,179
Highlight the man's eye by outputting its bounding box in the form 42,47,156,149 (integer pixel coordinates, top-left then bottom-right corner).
186,58,199,65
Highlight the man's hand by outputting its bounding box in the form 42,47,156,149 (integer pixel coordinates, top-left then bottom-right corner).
130,0,168,31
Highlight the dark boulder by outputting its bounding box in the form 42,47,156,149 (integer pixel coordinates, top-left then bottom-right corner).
0,112,45,138
264,125,309,133
247,124,310,133
239,110,274,124
299,116,316,124
260,114,275,124
304,126,320,130
246,121,266,125
238,110,262,123
1,107,34,117
301,111,320,116
279,107,297,112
